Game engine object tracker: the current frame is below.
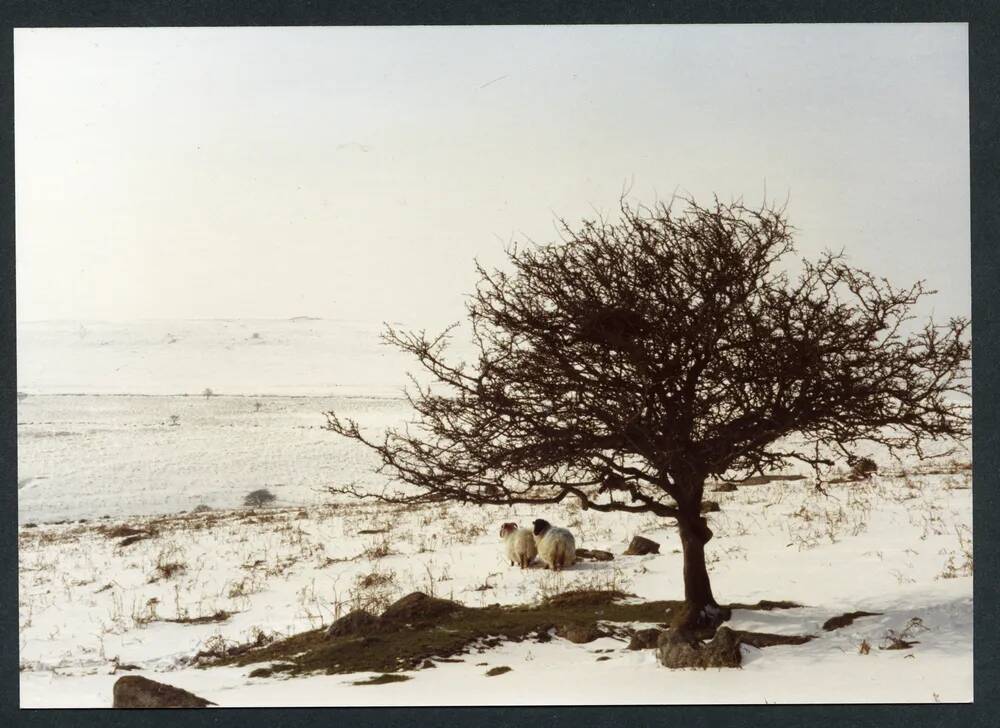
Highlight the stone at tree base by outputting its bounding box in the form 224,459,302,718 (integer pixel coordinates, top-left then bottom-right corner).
623,536,660,555
700,500,721,513
112,676,216,708
326,609,378,638
557,623,605,644
670,601,733,631
627,627,663,650
657,626,743,669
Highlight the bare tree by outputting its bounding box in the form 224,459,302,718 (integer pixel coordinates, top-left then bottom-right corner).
325,196,969,632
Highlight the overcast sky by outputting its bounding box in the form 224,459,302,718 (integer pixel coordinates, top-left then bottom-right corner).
15,24,969,327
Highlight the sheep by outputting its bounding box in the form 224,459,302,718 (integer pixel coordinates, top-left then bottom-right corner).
532,518,577,571
500,522,537,569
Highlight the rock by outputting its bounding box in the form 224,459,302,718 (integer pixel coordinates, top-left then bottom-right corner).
733,630,814,648
576,548,614,561
558,623,605,644
112,676,216,708
731,599,801,611
623,536,660,555
700,500,721,513
534,627,554,643
485,666,512,676
352,673,411,686
627,627,663,650
657,626,743,669
822,610,882,631
419,659,437,669
378,592,463,626
326,609,378,638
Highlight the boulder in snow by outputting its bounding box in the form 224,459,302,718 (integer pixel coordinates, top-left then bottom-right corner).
623,536,660,555
112,676,215,708
627,627,663,650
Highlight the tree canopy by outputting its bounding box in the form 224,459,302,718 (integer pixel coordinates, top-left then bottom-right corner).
326,197,970,518
326,196,969,630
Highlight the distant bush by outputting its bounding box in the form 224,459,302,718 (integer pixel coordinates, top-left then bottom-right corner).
192,504,212,514
244,488,277,508
251,332,261,340
169,415,180,426
254,401,263,412
849,457,878,481
202,388,214,399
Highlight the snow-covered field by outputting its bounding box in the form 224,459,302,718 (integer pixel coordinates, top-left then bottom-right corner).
16,319,974,707
16,318,444,397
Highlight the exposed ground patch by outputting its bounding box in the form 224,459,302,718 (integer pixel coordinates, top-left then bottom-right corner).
201,590,805,677
822,611,883,631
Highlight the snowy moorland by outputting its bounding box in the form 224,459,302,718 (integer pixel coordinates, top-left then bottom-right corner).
16,320,973,706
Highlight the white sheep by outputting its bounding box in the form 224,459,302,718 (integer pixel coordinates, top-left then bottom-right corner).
500,522,537,568
532,518,577,571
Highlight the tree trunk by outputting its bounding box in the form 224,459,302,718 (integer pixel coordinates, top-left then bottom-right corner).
672,504,731,633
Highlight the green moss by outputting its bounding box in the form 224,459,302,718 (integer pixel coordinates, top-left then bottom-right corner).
203,590,799,678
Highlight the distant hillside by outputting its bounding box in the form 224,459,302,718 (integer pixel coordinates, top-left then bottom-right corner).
15,318,473,396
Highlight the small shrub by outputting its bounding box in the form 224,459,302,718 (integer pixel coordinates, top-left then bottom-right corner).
202,387,215,399
880,617,928,650
356,569,396,590
362,539,393,560
227,576,261,599
150,545,187,582
849,457,878,481
244,488,277,508
169,414,180,426
192,504,213,514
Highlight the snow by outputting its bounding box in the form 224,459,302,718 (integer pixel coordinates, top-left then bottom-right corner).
16,318,473,397
16,319,973,706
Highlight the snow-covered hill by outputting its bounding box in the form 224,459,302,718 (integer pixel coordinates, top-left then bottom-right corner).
16,318,472,397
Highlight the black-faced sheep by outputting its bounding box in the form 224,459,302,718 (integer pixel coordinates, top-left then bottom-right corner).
532,518,577,571
500,522,537,568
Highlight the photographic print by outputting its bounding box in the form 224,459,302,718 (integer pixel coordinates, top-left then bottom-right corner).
14,24,972,707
